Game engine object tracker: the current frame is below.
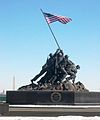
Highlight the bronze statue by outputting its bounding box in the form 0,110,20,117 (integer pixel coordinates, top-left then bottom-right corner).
18,49,88,92
29,49,86,91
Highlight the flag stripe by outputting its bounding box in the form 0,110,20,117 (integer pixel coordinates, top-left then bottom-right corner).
46,17,58,23
43,12,72,24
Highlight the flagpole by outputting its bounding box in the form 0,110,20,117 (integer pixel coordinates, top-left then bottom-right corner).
40,9,61,50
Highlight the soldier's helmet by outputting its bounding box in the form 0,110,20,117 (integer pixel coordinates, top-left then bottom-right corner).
65,55,69,59
76,65,80,69
49,53,53,58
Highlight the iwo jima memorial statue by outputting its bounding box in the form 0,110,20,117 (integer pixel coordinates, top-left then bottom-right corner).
6,11,100,105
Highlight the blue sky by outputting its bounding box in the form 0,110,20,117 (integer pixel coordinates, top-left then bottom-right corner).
0,0,100,91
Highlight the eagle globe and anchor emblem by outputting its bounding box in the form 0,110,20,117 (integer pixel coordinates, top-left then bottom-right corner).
51,92,62,103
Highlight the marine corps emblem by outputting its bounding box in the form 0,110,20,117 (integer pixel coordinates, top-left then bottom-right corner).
51,92,61,103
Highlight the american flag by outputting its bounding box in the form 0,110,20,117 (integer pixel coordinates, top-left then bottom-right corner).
43,12,72,24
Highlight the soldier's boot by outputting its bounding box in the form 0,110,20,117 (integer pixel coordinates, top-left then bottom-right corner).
31,79,33,84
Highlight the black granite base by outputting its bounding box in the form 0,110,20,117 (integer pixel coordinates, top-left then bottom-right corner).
75,92,100,104
6,91,100,105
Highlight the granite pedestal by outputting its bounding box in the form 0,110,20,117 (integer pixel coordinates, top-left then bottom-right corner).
6,91,100,105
